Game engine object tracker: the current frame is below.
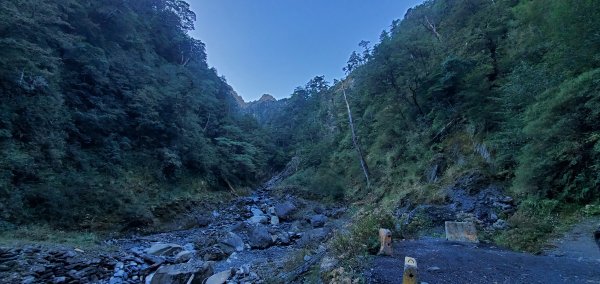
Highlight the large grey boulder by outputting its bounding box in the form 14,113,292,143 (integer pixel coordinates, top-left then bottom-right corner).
145,243,183,257
248,207,269,224
196,214,211,227
248,225,273,249
205,269,233,284
309,214,328,228
274,201,296,220
274,231,291,245
150,261,213,284
221,232,245,252
248,215,268,224
250,207,264,216
270,215,280,225
202,246,228,261
296,228,331,247
174,250,194,263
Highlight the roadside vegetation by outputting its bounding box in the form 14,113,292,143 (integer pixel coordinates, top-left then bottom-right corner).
252,0,600,254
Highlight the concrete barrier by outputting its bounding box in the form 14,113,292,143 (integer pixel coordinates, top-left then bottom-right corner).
445,221,479,243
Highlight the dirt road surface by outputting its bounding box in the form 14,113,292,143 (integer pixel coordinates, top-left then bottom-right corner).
367,237,600,284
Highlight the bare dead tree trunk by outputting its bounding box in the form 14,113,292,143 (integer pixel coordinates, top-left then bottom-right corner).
223,178,239,197
203,113,212,132
180,41,193,66
341,81,371,188
18,68,25,86
423,16,442,42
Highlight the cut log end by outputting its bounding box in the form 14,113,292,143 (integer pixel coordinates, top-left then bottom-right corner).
378,228,393,256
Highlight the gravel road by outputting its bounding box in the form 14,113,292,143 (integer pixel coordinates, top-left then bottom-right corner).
367,237,600,284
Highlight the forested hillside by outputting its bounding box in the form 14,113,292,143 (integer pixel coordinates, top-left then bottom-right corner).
0,0,282,230
1,0,599,252
254,0,600,249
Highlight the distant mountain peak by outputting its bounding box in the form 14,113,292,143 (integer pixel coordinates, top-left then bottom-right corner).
258,94,276,102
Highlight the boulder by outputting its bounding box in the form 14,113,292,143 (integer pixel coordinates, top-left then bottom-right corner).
52,276,67,283
150,262,213,284
145,243,183,257
230,222,251,234
296,228,331,247
205,269,233,284
247,207,268,225
271,215,280,225
275,231,291,245
250,207,264,216
248,215,268,224
202,246,228,261
22,276,35,284
174,250,194,263
183,243,195,251
274,201,296,220
196,214,211,227
313,206,325,214
248,225,273,249
221,232,245,252
309,214,328,228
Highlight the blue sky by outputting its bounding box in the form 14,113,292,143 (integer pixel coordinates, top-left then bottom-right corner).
187,0,423,101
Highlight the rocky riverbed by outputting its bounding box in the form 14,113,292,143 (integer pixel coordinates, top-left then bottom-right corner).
0,161,347,284
2,167,599,284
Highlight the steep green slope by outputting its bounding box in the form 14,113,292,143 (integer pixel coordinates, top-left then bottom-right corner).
258,0,600,251
0,0,282,230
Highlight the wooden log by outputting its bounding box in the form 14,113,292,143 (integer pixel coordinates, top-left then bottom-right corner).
377,228,393,256
402,256,418,284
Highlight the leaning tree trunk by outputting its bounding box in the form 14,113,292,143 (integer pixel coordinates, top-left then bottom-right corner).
341,82,371,188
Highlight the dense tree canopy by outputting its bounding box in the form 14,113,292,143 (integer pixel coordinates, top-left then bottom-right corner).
0,0,282,229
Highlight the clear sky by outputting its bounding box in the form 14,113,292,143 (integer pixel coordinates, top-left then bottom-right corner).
187,0,423,101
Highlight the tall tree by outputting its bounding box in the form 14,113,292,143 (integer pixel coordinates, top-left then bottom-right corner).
339,78,370,188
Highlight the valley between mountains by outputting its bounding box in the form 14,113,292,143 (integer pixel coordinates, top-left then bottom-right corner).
1,0,600,283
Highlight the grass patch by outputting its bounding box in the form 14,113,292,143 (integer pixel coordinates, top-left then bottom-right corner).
331,208,396,268
582,203,600,216
398,210,435,239
493,198,581,253
277,167,347,202
0,224,100,248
